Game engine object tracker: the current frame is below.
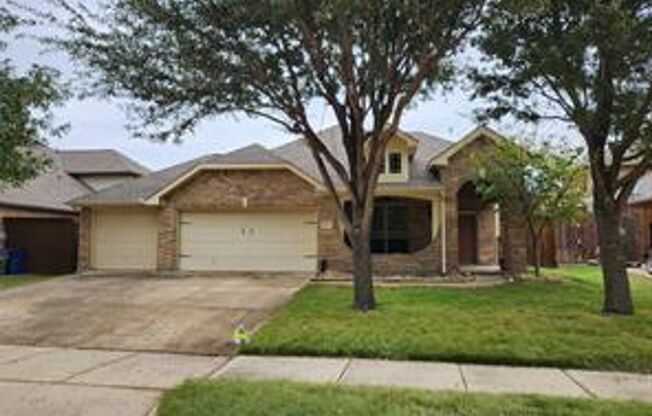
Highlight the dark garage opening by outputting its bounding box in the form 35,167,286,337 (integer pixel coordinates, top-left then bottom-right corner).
4,217,78,274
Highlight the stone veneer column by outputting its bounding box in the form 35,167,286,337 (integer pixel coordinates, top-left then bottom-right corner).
157,202,179,272
444,189,459,274
501,212,527,276
477,204,498,265
78,207,92,272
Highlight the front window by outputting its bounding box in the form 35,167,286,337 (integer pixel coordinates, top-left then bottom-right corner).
345,198,431,254
388,152,402,174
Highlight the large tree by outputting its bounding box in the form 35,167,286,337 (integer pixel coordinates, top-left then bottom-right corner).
473,0,651,314
0,6,64,187
474,138,586,277
50,0,485,310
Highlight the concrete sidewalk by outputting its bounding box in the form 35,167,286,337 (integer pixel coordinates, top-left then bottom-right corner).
217,355,652,403
0,345,227,416
0,345,651,415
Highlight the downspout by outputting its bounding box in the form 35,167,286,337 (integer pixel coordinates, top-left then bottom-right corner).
441,195,447,275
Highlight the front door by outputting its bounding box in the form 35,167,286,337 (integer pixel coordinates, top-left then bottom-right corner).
458,213,477,265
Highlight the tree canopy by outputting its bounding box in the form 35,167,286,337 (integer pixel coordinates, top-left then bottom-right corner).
0,6,65,187
474,138,586,276
50,0,485,310
472,0,651,314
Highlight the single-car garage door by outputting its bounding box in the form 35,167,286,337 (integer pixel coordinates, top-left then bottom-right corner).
179,212,317,272
92,209,158,270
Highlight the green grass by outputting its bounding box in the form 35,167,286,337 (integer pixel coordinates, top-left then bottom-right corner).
244,265,652,372
157,379,652,416
0,274,57,291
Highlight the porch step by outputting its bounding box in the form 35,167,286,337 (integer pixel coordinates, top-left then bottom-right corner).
457,265,502,276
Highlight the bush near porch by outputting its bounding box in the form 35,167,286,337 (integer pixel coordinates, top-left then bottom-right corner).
244,266,652,373
157,379,652,416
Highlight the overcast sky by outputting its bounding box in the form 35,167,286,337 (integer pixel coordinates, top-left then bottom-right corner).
6,2,571,171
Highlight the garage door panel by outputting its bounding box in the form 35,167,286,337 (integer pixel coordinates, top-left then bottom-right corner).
180,212,317,272
93,210,158,270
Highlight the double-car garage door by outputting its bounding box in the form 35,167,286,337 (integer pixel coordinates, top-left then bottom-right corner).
91,210,317,272
179,212,317,272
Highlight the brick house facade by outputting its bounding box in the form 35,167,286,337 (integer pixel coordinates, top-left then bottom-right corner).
74,126,528,277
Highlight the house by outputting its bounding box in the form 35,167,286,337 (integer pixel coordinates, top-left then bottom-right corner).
531,166,652,268
72,126,528,276
0,147,150,274
58,149,150,191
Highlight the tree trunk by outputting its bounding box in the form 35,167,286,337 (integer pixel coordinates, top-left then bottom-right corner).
595,206,634,315
528,223,541,277
348,198,376,311
533,237,541,278
351,229,375,311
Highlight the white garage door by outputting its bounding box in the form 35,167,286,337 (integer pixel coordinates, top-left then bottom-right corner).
92,209,158,270
179,212,317,272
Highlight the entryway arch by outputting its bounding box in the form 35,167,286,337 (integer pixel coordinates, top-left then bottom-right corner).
457,181,483,265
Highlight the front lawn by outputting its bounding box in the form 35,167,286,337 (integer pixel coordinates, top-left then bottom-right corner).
0,275,57,291
245,265,652,372
158,379,652,416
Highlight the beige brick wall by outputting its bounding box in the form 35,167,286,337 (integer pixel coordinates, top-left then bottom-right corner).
167,169,319,211
157,203,178,271
78,208,91,271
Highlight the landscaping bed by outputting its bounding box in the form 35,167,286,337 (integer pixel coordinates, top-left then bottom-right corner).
158,379,652,416
244,266,652,373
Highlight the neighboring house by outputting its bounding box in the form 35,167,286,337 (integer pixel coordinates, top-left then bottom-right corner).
72,126,528,276
58,149,150,191
0,147,150,274
544,171,652,267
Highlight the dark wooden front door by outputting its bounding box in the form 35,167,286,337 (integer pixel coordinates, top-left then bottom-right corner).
4,217,78,274
458,214,477,265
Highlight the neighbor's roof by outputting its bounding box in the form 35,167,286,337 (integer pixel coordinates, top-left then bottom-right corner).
0,147,91,213
628,170,652,205
58,149,150,176
70,127,453,206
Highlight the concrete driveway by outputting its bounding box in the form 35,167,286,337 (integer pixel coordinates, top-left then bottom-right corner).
0,274,306,354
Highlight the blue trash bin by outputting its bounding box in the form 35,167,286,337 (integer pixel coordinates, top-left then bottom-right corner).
0,249,6,275
6,249,27,275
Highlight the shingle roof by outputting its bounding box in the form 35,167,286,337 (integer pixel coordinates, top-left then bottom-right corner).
0,147,91,212
71,127,453,206
272,126,451,186
629,170,652,205
58,149,150,176
69,153,218,205
69,144,300,205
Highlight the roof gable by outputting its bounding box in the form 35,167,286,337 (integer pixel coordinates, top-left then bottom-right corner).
428,126,505,167
73,126,508,207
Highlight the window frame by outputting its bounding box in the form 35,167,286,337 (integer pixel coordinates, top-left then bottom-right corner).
344,198,431,255
387,152,403,174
